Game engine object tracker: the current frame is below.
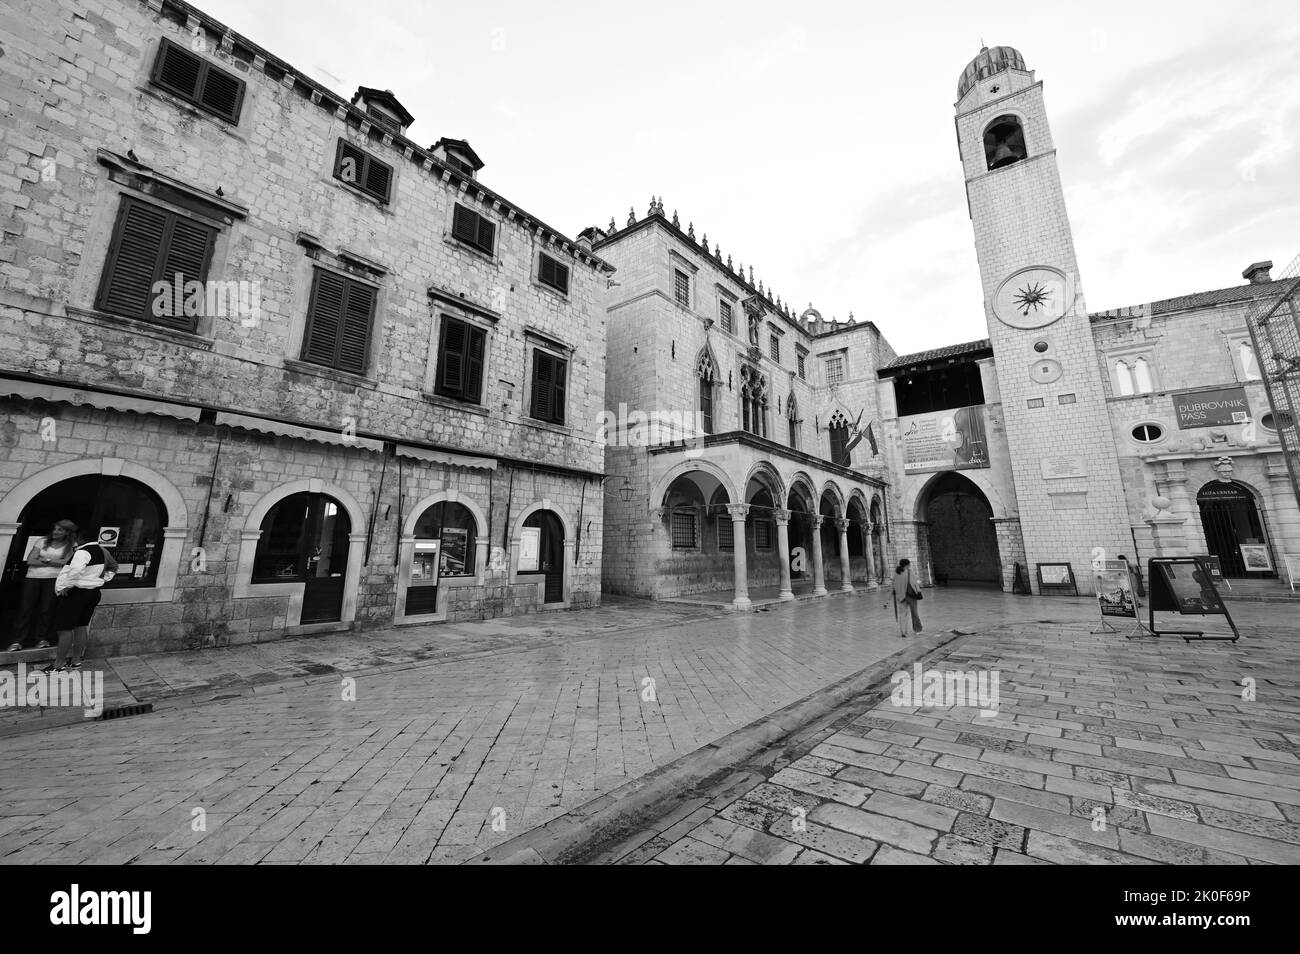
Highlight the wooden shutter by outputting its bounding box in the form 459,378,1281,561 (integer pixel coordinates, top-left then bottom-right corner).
532,351,553,422
153,40,202,100
539,254,569,294
152,39,244,123
302,269,345,367
338,280,374,374
438,318,466,395
452,205,479,246
465,325,485,402
364,157,392,203
336,141,364,187
551,356,567,425
157,215,216,330
198,66,244,122
476,216,495,255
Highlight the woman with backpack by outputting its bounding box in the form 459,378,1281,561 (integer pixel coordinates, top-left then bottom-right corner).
5,519,77,652
44,531,118,672
893,558,923,637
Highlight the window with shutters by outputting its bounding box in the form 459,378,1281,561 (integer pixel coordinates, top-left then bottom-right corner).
451,203,496,256
538,252,569,295
95,195,217,332
434,316,486,403
333,140,393,204
718,298,734,335
530,349,568,425
300,268,377,375
150,38,245,123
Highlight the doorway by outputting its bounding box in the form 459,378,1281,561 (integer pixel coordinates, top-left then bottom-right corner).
919,471,1000,585
1198,481,1273,577
252,492,351,623
523,510,565,603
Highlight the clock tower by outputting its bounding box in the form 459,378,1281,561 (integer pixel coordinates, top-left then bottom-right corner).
956,46,1129,592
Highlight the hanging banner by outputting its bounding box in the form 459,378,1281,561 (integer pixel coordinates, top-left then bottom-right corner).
900,404,990,474
1172,387,1250,429
1095,560,1137,619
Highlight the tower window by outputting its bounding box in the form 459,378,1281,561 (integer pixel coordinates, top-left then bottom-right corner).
983,115,1027,171
1131,423,1164,443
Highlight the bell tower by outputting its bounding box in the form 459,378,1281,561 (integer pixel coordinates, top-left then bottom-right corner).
956,47,1129,592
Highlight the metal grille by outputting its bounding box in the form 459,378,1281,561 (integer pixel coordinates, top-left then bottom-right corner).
754,520,772,550
825,356,844,386
670,511,697,548
717,515,734,551
719,299,733,334
1245,252,1300,510
674,269,690,306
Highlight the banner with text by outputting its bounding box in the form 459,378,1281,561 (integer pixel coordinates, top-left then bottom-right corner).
901,404,990,474
1172,386,1250,429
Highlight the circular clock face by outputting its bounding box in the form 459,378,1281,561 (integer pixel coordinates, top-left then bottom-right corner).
992,266,1076,330
1030,358,1062,384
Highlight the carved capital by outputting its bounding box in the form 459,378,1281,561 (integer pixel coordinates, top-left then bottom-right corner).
835,518,852,533
726,503,750,521
771,508,791,526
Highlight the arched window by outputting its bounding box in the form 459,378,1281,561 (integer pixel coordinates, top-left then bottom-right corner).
1115,359,1135,396
828,411,851,467
1133,357,1153,393
6,475,166,589
983,115,1027,170
1240,341,1261,381
787,395,800,450
253,493,350,582
413,501,478,578
697,349,718,434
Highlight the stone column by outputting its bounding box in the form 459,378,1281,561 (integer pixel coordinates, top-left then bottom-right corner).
1157,462,1203,554
773,508,794,600
1145,494,1189,558
728,504,751,610
861,521,875,585
835,518,853,591
809,514,828,596
1265,454,1300,583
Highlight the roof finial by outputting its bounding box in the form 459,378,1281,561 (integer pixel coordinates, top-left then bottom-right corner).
628,206,636,227
671,209,680,228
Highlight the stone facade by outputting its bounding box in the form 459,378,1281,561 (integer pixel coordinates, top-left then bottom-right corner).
0,0,611,655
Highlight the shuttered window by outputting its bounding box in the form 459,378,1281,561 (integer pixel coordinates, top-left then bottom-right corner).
538,253,569,294
95,196,217,332
530,350,567,425
150,38,246,123
334,140,393,204
300,269,376,375
451,204,495,255
435,316,486,403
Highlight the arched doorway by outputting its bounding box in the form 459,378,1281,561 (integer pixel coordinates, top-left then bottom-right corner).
1198,481,1273,577
252,492,351,623
1,474,168,642
919,472,1000,585
523,510,565,603
406,499,480,616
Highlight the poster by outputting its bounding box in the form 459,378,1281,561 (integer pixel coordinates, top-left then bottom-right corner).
1156,560,1224,614
96,526,120,549
1096,561,1137,618
1039,564,1071,586
901,404,989,474
1239,544,1272,572
1194,554,1224,583
518,527,541,572
440,527,469,576
1172,387,1250,429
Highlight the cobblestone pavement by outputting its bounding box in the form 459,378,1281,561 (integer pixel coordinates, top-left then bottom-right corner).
0,587,1103,864
606,615,1300,865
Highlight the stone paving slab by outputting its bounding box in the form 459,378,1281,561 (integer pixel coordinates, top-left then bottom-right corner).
567,611,1300,865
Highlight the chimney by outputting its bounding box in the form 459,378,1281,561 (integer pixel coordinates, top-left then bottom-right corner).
576,226,606,251
1243,261,1273,285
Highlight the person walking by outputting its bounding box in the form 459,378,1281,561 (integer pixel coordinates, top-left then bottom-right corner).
5,519,77,652
44,532,117,672
892,558,923,637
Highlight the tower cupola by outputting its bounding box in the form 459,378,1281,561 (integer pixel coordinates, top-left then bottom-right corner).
957,45,1027,100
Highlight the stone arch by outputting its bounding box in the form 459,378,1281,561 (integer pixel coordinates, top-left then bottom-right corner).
512,499,576,545
787,471,817,513
1195,477,1275,578
652,459,738,509
395,488,492,621
819,480,847,518
402,488,489,539
235,477,367,629
744,461,785,503
511,499,576,606
906,468,1009,524
915,471,1001,585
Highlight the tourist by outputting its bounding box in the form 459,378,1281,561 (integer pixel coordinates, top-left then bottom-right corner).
5,519,77,652
893,558,923,637
44,532,118,672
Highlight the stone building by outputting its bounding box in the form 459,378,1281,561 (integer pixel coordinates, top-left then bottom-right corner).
593,204,895,608
0,0,613,657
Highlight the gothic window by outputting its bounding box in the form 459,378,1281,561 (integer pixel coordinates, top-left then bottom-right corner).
697,348,718,435
740,365,768,439
1115,359,1135,396
787,395,800,450
1132,357,1154,394
828,410,851,467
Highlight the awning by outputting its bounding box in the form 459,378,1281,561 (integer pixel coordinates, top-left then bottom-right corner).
214,412,383,452
0,379,201,422
395,443,497,471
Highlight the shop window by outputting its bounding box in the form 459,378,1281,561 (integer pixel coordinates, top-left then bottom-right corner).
95,195,217,331
413,501,478,577
252,493,349,582
4,476,166,590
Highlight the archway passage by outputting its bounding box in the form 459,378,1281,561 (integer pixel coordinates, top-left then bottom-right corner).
523,509,565,603
1198,481,1273,578
253,492,351,623
920,472,1000,585
2,474,169,642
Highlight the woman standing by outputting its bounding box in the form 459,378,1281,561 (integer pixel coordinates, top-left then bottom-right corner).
5,519,77,652
45,533,117,672
892,558,923,637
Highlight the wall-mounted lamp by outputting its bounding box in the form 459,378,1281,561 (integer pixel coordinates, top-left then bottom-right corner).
601,475,635,502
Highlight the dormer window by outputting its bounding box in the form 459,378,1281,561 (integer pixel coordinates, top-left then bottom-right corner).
349,87,415,136
430,138,485,181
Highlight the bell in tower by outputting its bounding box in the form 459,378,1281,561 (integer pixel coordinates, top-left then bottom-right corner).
983,115,1027,170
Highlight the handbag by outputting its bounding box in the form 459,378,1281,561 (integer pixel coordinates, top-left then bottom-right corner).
907,574,923,601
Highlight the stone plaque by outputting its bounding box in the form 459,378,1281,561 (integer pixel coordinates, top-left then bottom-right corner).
1040,454,1088,479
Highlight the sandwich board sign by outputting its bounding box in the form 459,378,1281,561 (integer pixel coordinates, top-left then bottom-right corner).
1146,557,1240,642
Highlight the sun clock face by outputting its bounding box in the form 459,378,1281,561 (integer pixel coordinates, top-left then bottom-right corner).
992,266,1076,330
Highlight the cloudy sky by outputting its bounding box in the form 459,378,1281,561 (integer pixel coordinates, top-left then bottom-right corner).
199,0,1300,354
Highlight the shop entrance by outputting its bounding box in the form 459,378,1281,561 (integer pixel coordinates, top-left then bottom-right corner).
523,510,565,603
1198,481,1273,577
252,492,350,623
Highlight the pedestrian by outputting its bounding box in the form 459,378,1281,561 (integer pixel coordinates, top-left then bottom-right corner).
43,531,118,672
5,519,77,652
892,558,923,637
